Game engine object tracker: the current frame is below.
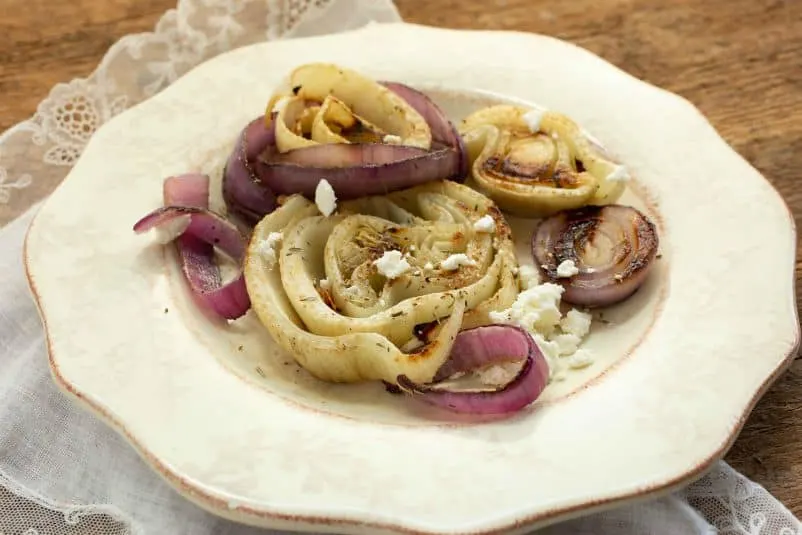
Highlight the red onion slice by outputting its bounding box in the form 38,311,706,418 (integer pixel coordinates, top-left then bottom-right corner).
254,143,460,199
223,116,278,225
433,324,531,382
381,81,468,181
532,204,659,307
248,83,466,200
397,325,549,415
134,177,251,320
134,206,246,258
162,174,223,314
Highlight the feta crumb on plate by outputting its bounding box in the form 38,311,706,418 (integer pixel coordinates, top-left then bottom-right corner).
489,282,564,334
521,108,546,133
373,250,411,279
566,349,594,370
473,214,496,233
315,179,337,216
560,309,592,337
256,232,283,268
550,333,582,356
556,259,579,278
488,280,595,380
440,253,477,270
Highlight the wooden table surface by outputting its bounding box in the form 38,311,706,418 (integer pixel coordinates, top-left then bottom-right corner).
2,0,801,518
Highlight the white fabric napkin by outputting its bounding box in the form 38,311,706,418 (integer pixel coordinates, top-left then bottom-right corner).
0,1,799,534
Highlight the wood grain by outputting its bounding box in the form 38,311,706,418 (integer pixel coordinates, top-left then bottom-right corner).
1,0,800,518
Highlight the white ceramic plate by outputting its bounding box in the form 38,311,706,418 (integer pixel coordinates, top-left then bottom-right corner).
24,23,799,534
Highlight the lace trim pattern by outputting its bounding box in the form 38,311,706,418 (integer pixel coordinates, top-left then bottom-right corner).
0,467,135,535
681,463,802,534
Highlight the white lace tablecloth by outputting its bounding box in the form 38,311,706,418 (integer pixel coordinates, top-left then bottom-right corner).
0,1,800,533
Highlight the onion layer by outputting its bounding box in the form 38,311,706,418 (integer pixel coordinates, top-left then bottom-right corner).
397,325,549,415
532,204,659,307
254,142,459,200
222,116,277,225
433,324,530,382
381,81,468,181
134,175,251,319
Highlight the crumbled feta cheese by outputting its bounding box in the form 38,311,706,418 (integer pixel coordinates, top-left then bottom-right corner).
518,265,541,290
488,280,596,380
550,333,582,356
319,278,331,291
153,214,190,244
488,309,511,323
256,232,283,268
383,134,403,145
521,108,545,133
490,283,564,335
424,262,434,271
373,250,411,279
560,309,592,337
272,96,290,114
473,215,496,233
476,361,522,387
566,349,594,369
440,253,477,270
556,259,579,278
606,164,631,182
531,333,562,374
315,179,337,216
400,338,424,353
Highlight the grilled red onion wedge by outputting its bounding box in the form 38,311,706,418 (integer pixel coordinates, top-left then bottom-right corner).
222,116,277,225
250,63,464,201
397,325,550,415
532,204,658,307
254,142,459,199
134,174,251,320
381,81,469,181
